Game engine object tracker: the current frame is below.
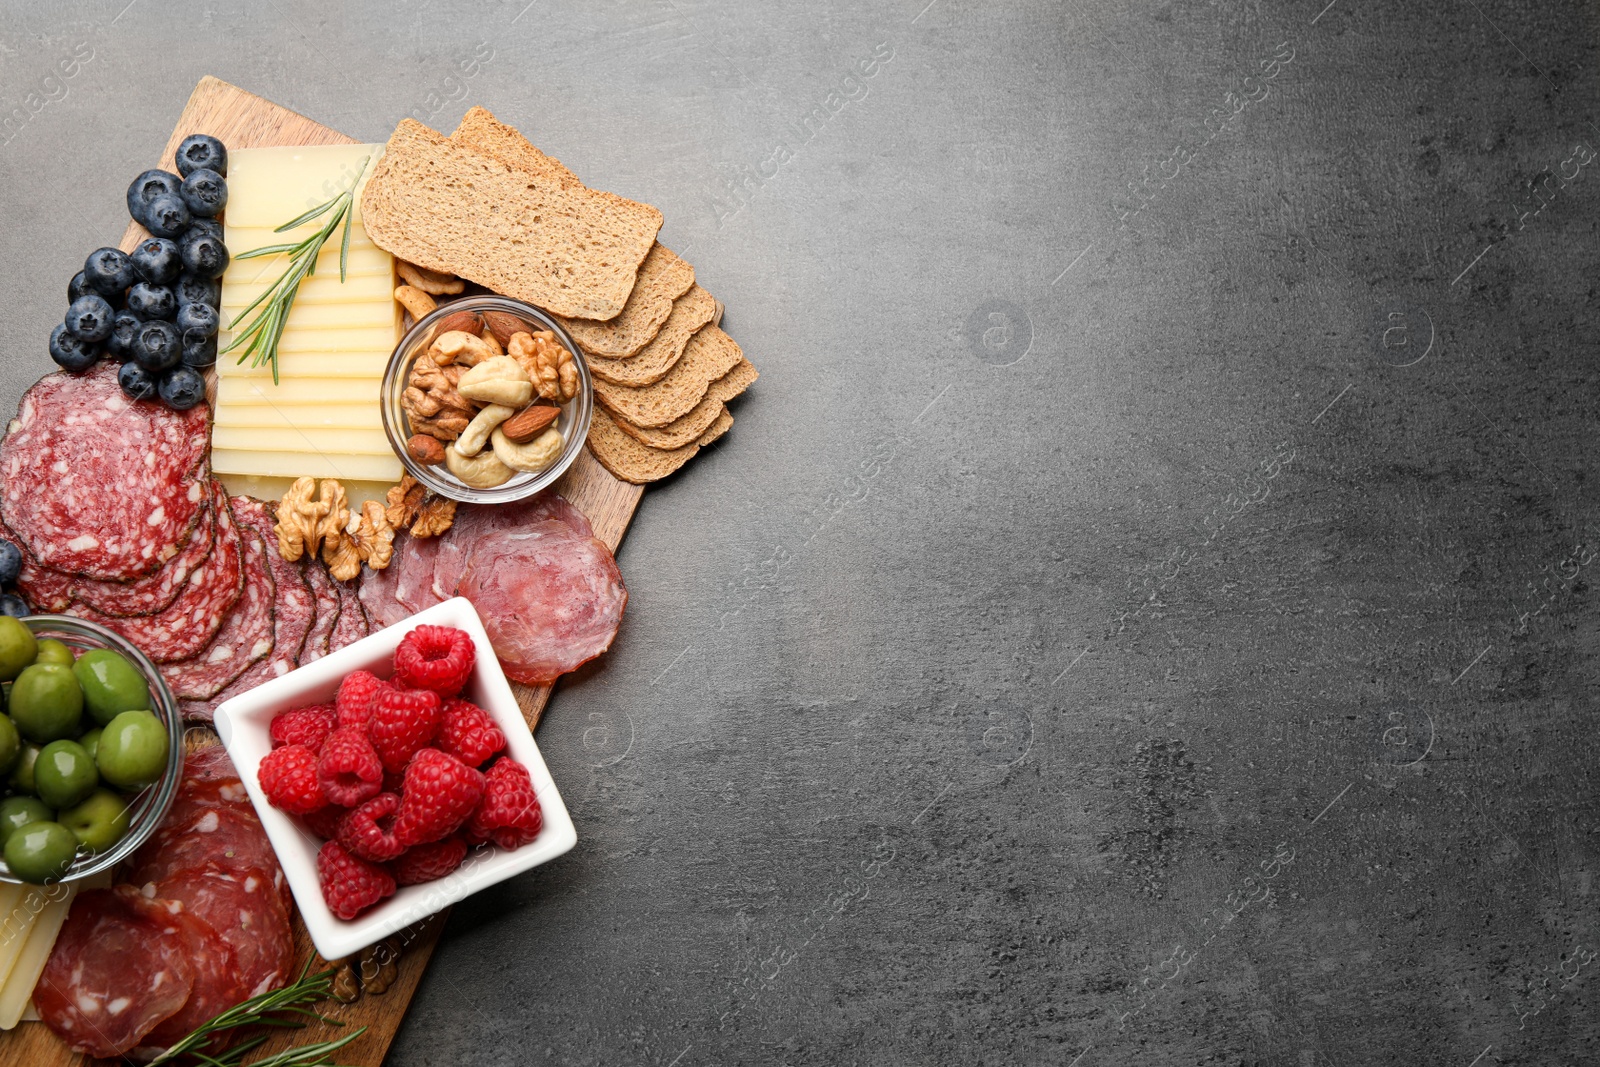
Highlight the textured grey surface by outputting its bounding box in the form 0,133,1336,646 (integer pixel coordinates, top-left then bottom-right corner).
2,0,1599,1063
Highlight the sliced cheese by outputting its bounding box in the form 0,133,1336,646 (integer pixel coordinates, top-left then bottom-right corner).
0,885,32,992
211,447,402,484
220,299,394,332
0,880,87,1030
214,403,384,429
218,474,394,510
213,425,395,456
211,378,385,405
223,143,384,228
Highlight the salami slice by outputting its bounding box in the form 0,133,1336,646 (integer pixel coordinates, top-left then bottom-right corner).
331,577,370,651
139,895,247,1049
358,536,412,631
65,500,218,618
301,558,340,662
181,743,242,787
459,520,628,685
130,805,289,908
66,480,245,663
154,866,294,1000
35,885,198,1058
208,498,314,704
1,366,209,580
430,492,595,602
163,521,275,706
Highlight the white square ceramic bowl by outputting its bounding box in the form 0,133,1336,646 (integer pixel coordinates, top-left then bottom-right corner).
214,596,577,960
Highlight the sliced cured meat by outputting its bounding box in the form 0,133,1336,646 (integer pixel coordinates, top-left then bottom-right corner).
163,522,275,708
139,896,248,1049
181,742,242,787
430,492,595,602
358,536,412,631
64,499,217,618
207,498,315,704
129,805,290,911
35,885,197,1057
154,866,294,1000
0,366,209,580
459,520,628,685
331,578,370,651
394,532,444,615
301,558,340,661
66,481,245,663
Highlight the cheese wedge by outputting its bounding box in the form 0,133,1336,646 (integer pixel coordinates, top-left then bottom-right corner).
0,879,92,1030
218,143,402,493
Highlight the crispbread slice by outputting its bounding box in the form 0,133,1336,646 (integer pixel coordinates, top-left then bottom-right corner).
451,106,583,189
612,358,757,449
586,407,702,484
360,120,661,320
697,409,734,446
449,114,698,359
554,243,694,359
593,324,743,428
587,285,716,387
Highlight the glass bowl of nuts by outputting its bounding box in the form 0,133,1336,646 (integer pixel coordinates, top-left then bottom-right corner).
381,295,593,504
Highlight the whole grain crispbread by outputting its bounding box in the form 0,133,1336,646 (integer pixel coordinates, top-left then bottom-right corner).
555,243,695,359
586,407,702,484
587,285,716,388
697,409,734,447
593,324,743,428
612,358,757,450
360,119,661,321
451,106,583,189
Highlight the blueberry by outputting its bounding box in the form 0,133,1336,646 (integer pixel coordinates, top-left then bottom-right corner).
175,135,227,178
174,274,220,308
181,333,218,368
158,366,207,411
0,541,20,588
68,270,93,304
82,248,135,298
117,361,158,401
133,320,182,373
48,324,100,373
175,302,218,339
0,595,29,620
130,238,182,286
106,311,143,361
186,218,224,242
179,169,227,218
65,295,115,343
179,231,229,279
126,169,181,225
144,194,191,239
126,282,176,321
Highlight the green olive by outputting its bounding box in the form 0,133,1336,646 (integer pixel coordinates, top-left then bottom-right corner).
0,618,36,683
32,640,74,668
78,727,101,761
7,743,39,794
34,740,98,809
95,710,169,789
58,789,130,853
8,664,83,743
0,796,52,848
72,649,150,727
0,714,19,776
3,820,78,883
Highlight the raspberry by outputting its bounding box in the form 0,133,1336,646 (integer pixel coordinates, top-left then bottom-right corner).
336,669,390,729
389,836,469,886
316,840,396,920
369,687,442,774
258,744,326,814
337,792,405,862
465,758,543,850
437,699,505,768
316,726,383,807
393,625,476,697
393,748,484,846
269,704,337,751
302,804,348,840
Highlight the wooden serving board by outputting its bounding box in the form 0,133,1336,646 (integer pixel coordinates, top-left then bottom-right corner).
0,76,645,1067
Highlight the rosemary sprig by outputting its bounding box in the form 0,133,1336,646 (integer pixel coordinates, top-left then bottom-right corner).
144,960,367,1067
221,154,370,384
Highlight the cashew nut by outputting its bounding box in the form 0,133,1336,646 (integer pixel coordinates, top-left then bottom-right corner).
455,403,517,457
491,425,563,473
457,356,534,407
445,440,515,488
431,330,497,367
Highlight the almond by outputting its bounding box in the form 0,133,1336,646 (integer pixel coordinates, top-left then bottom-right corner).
434,309,484,337
499,403,560,443
481,310,526,346
407,434,447,465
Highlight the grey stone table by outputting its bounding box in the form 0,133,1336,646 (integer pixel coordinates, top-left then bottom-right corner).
2,1,1596,1063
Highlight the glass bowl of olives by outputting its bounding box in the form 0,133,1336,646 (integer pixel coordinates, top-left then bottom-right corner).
0,615,181,885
